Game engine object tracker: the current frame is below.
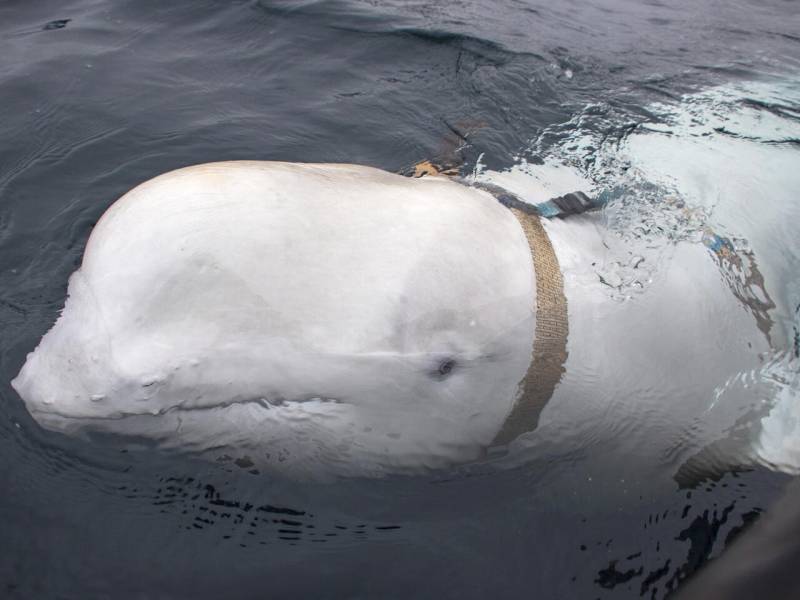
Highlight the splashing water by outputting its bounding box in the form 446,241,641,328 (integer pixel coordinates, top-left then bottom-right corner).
477,76,800,480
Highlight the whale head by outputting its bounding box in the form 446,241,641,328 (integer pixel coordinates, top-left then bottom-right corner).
12,162,536,477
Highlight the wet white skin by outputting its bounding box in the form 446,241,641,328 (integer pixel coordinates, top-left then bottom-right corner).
13,114,796,480
12,162,536,478
482,165,777,471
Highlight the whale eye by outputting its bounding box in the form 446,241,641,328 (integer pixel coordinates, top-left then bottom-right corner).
437,358,457,377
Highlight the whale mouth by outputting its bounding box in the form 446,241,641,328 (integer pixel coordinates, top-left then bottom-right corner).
28,395,347,425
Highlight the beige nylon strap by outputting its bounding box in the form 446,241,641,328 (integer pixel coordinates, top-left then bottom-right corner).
492,207,569,446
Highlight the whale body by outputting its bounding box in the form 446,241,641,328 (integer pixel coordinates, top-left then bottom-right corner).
12,157,794,481
12,161,537,477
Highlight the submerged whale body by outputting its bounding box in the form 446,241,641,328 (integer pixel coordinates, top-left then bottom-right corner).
12,161,537,477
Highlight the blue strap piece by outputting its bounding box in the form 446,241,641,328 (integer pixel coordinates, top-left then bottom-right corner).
469,180,610,219
533,200,563,219
702,230,735,255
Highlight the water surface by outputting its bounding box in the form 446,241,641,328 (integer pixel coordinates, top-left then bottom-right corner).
1,0,799,598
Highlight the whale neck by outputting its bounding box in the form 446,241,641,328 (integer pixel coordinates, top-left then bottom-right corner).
467,181,570,446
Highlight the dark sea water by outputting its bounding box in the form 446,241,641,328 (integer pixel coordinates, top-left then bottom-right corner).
1,1,799,598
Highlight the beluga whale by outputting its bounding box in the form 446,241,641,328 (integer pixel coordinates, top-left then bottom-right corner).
11,158,792,481
12,161,565,478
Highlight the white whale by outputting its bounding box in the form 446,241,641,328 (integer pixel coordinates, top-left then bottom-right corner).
12,161,538,477
10,157,792,480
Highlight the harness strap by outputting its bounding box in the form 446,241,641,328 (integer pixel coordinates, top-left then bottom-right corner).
422,172,580,444
492,207,569,445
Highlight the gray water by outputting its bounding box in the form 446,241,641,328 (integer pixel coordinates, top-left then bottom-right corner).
1,0,799,598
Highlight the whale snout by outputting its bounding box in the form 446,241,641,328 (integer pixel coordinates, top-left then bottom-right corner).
12,344,113,429
10,271,128,428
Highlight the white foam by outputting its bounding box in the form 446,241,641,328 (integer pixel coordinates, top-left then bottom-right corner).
473,157,594,206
